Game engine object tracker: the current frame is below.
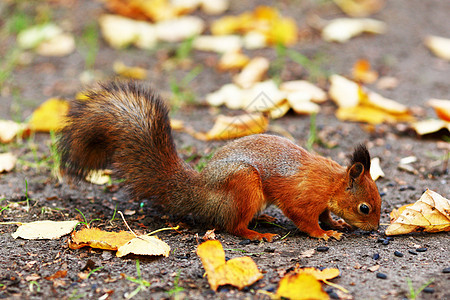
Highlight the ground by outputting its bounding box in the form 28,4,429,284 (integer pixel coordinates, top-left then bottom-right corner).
0,0,449,299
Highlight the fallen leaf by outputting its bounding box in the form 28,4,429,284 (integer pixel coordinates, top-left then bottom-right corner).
202,229,216,240
424,35,450,61
352,59,378,83
197,240,263,291
17,23,62,49
300,248,315,258
195,113,268,141
11,220,79,240
427,99,450,122
0,152,17,173
370,157,384,181
36,33,75,56
385,189,450,236
233,57,270,89
69,228,135,250
45,270,67,280
322,18,386,43
368,265,380,272
116,235,171,257
0,120,28,143
411,119,450,135
154,16,205,42
218,51,250,71
113,61,147,79
336,105,412,125
280,80,327,103
276,272,328,300
200,0,230,15
193,35,243,53
243,80,286,112
389,204,413,222
333,0,385,17
28,98,69,132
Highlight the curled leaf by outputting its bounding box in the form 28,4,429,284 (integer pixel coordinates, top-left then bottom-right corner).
12,220,79,240
116,235,171,257
424,35,450,61
322,18,386,43
385,189,450,236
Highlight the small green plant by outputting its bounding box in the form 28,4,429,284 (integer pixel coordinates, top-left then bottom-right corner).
193,152,215,172
79,22,99,70
167,269,185,297
287,49,329,82
306,113,318,151
169,65,203,110
86,266,104,279
75,208,101,227
23,179,31,212
125,260,151,299
68,289,86,300
175,36,195,62
406,278,434,300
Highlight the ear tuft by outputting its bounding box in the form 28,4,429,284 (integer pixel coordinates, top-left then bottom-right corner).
349,144,371,171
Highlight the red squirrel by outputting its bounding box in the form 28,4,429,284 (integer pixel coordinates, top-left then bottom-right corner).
58,81,381,241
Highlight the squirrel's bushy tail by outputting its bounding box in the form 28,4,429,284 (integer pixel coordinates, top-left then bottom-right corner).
58,81,199,205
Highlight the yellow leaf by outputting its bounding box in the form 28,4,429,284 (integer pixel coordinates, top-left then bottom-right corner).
411,119,450,135
116,235,171,257
211,16,240,35
113,61,147,79
196,113,268,141
276,272,328,300
336,106,413,125
197,240,263,291
28,98,69,132
11,220,79,240
385,189,450,235
69,228,135,250
218,51,250,71
266,17,298,46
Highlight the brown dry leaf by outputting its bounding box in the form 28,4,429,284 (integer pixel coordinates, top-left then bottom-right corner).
276,272,328,300
45,270,67,281
113,61,147,79
333,0,385,17
69,228,135,250
197,240,263,291
28,98,69,132
424,35,450,61
195,113,268,141
385,189,450,236
116,235,171,257
202,229,216,240
0,152,17,173
352,59,378,83
11,220,79,240
0,120,28,143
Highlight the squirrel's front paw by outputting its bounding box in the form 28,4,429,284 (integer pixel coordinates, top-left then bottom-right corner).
310,230,343,240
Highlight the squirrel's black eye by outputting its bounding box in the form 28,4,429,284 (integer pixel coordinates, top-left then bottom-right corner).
359,203,370,215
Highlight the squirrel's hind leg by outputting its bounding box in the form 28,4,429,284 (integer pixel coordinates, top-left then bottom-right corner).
220,164,276,242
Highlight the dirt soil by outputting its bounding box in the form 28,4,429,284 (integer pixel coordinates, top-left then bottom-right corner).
0,0,449,299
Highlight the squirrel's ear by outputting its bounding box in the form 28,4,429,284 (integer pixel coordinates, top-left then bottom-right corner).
348,162,364,181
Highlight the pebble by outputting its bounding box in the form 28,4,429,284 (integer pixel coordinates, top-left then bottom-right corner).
423,287,435,294
376,272,387,279
399,185,416,191
239,239,251,245
382,239,390,245
326,289,339,299
408,250,418,255
443,267,450,273
394,251,404,257
316,246,329,252
416,247,427,252
372,253,380,260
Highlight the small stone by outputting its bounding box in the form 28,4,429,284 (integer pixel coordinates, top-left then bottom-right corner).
376,272,387,279
423,287,434,294
442,267,450,273
239,239,251,245
408,250,418,255
416,247,427,252
382,239,390,245
372,253,380,260
385,237,394,241
394,251,404,257
316,246,329,252
377,238,385,243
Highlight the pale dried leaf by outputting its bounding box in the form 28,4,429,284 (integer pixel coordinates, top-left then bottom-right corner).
0,120,27,143
218,51,249,71
424,35,450,61
155,16,205,42
193,35,243,53
322,18,386,43
370,157,384,181
0,152,17,173
280,80,327,103
85,170,111,185
427,98,450,122
116,235,171,257
411,119,450,135
333,0,385,17
243,80,286,112
329,74,360,108
385,189,450,235
36,33,75,56
17,23,62,49
11,220,79,240
233,57,270,89
200,0,229,15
